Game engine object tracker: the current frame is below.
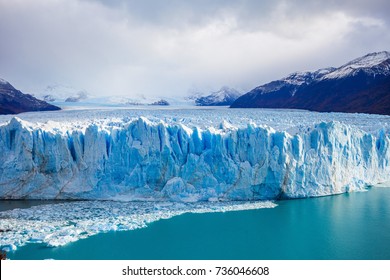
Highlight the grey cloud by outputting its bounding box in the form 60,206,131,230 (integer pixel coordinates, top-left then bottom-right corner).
0,0,389,98
85,0,390,27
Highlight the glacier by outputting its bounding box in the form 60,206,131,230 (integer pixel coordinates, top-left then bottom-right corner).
0,108,389,201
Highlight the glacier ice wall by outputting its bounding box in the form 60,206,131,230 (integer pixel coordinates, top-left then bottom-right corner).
0,117,389,201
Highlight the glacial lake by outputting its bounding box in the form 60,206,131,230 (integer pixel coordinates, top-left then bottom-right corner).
3,187,390,260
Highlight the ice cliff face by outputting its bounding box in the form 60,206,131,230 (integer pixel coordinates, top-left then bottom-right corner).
0,117,389,201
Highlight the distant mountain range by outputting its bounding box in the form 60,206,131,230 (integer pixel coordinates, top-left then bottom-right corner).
191,86,242,106
36,84,89,103
3,52,389,114
0,78,60,115
231,51,390,115
33,84,172,106
37,84,242,107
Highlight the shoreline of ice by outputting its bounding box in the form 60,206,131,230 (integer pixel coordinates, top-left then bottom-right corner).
0,200,276,251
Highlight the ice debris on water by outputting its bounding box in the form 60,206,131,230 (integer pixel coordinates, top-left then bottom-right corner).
0,200,276,251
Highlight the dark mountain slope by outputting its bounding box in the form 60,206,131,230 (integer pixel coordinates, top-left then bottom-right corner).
231,52,390,115
0,78,60,115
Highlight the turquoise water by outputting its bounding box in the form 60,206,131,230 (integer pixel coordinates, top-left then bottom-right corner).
4,187,390,260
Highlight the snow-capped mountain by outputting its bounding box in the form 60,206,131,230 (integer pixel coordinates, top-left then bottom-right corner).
86,96,176,106
0,78,60,115
194,87,242,106
37,84,89,103
246,68,335,98
322,51,390,79
231,51,390,115
36,85,178,106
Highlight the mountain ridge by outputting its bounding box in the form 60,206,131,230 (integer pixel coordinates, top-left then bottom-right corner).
193,86,242,106
0,78,61,115
231,51,390,115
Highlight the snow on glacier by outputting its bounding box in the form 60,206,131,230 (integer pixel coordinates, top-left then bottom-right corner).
0,107,390,252
0,108,389,201
0,200,276,251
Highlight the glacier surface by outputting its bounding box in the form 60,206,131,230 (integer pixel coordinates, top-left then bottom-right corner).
0,108,389,201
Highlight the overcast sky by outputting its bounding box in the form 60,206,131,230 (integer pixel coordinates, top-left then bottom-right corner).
1,0,389,97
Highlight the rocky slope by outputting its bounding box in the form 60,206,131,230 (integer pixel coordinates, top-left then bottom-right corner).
231,52,390,115
0,78,60,114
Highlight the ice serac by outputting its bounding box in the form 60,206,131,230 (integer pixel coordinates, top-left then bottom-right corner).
0,117,389,201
